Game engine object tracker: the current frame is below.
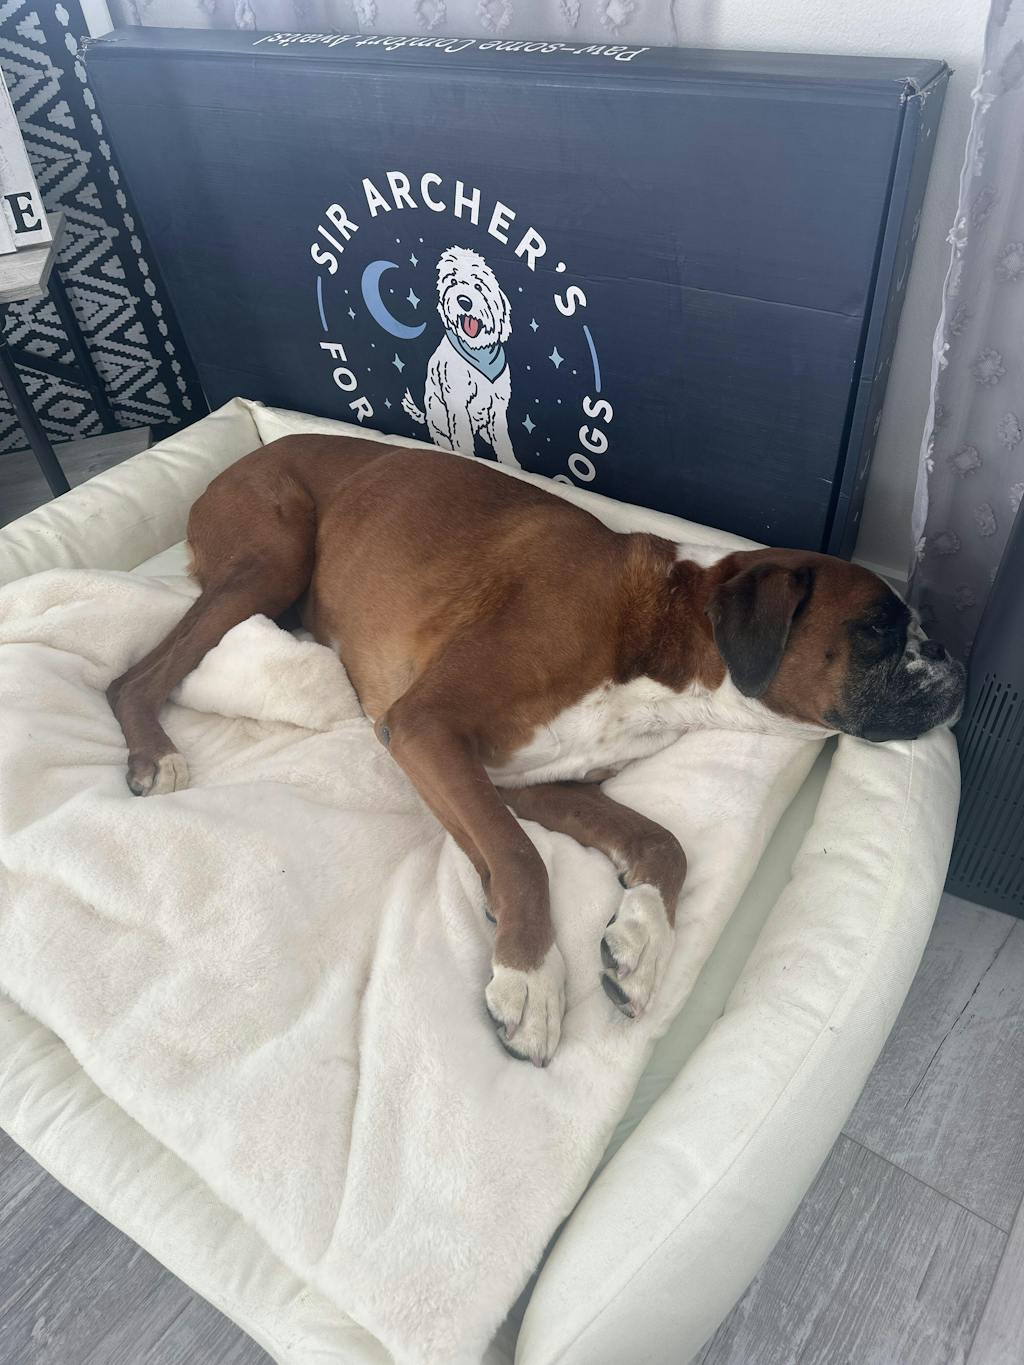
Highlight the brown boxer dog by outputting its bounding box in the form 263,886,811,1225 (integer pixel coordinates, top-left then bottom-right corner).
107,436,964,1065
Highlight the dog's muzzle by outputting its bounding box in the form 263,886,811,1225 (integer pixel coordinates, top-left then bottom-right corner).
830,637,967,743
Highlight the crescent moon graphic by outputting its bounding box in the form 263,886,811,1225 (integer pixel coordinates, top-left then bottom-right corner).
360,260,426,340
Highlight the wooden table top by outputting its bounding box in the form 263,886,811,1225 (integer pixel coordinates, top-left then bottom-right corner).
0,211,64,305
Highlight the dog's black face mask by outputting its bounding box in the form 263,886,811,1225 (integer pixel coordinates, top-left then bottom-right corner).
825,593,966,742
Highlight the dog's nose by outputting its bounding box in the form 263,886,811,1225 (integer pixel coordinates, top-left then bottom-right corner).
456,295,472,311
920,639,947,662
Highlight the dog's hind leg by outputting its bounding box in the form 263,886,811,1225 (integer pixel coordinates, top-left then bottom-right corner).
107,470,316,796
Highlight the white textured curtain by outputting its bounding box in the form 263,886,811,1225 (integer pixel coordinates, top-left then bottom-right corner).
107,0,683,43
911,0,1024,659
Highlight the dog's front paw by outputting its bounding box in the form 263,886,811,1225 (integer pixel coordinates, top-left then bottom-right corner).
486,943,566,1067
127,750,189,797
600,884,673,1020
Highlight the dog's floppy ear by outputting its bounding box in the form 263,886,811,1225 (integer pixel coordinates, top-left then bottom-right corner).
706,563,813,698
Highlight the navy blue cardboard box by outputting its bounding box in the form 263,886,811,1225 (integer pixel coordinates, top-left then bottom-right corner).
86,29,948,555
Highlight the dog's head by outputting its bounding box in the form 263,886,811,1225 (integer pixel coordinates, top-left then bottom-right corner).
705,550,965,741
436,246,512,349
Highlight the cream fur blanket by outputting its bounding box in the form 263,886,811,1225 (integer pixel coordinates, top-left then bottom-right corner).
0,565,820,1363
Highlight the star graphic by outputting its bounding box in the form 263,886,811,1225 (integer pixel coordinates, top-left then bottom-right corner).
348,307,356,320
530,318,539,332
384,398,392,409
549,346,564,369
407,288,420,309
410,252,419,267
392,354,405,373
523,414,536,434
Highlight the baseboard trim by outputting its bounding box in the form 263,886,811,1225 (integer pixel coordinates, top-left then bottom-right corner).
852,556,908,594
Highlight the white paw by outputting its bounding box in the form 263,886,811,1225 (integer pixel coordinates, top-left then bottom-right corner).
600,884,674,1019
485,943,566,1067
127,751,189,797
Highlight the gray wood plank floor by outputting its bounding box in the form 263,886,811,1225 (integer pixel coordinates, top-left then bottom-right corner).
695,1135,1004,1365
0,426,151,527
846,902,1024,1231
968,1195,1024,1365
2,893,1023,1362
0,1129,269,1364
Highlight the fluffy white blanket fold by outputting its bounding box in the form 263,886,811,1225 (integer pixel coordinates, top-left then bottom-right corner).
0,567,820,1363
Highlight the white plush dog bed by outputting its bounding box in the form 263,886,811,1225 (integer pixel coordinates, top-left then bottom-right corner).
0,399,958,1364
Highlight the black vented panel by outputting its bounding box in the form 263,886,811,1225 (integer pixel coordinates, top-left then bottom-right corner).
947,674,1024,914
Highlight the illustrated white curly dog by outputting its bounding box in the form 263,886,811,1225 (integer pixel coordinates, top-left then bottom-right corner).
403,245,520,468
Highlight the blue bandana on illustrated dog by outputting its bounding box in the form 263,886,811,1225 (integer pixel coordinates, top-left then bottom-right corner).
444,326,507,382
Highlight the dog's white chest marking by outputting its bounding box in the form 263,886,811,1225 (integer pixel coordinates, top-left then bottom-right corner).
487,677,700,787
487,672,826,789
486,679,720,791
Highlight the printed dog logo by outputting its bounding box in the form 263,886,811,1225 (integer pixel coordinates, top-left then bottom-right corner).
402,246,520,467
